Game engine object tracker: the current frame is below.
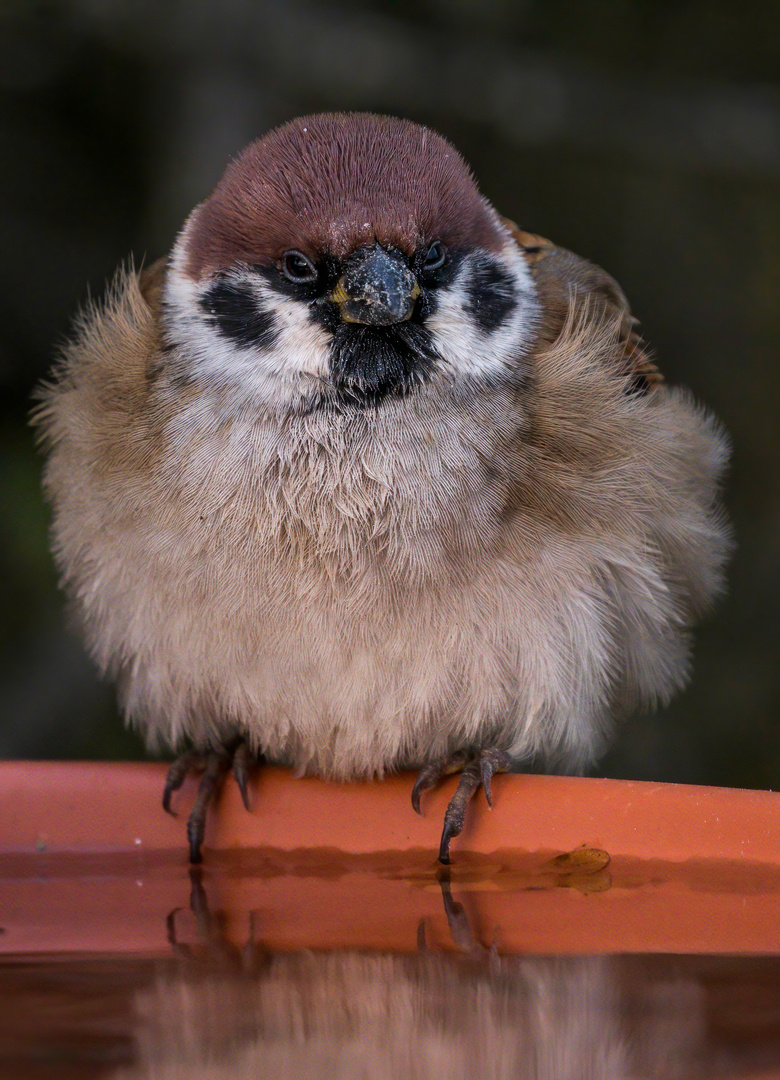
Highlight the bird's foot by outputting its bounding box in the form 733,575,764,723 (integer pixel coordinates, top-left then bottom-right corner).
163,737,255,864
411,747,514,864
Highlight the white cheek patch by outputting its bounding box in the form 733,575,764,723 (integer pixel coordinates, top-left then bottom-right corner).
425,241,539,380
163,233,332,408
161,224,539,408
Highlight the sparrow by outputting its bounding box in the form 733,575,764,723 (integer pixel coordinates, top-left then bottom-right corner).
35,112,730,864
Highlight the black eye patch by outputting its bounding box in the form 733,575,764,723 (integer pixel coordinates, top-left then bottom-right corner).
464,256,518,333
199,277,279,350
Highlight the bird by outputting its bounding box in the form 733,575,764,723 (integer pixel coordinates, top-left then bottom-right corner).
34,112,730,865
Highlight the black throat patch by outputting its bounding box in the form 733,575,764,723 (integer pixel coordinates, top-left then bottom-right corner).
329,322,440,406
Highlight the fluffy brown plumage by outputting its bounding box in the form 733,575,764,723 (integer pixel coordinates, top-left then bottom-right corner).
34,113,730,863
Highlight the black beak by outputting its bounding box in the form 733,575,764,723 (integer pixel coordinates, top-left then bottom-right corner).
330,246,420,326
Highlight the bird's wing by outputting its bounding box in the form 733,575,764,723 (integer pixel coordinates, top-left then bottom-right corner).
504,219,663,394
138,256,168,321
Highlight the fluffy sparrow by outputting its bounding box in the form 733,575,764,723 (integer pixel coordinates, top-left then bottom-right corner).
35,113,730,862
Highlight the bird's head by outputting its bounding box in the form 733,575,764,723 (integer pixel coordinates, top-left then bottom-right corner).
163,113,538,410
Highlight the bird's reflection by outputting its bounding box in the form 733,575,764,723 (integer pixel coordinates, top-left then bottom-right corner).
104,868,742,1080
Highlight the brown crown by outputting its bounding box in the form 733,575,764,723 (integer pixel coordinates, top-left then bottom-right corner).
183,113,505,278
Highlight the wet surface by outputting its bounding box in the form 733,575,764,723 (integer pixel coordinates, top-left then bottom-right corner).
3,928,780,1077
2,851,780,1078
5,845,780,956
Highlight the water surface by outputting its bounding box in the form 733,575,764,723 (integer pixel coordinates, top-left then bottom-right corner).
3,850,780,1078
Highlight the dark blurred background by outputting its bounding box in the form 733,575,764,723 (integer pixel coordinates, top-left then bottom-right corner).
1,0,778,786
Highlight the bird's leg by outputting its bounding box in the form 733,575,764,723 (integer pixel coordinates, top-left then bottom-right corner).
438,758,484,864
162,736,256,864
412,747,514,864
185,751,232,864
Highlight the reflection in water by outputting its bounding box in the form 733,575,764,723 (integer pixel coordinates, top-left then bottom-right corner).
118,954,709,1079
106,872,759,1080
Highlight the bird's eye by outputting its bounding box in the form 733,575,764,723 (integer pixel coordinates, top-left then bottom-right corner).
280,250,318,284
422,241,446,271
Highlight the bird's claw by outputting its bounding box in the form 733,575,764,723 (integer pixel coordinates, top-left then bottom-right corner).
232,741,253,812
412,747,513,864
162,738,255,863
163,750,206,816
